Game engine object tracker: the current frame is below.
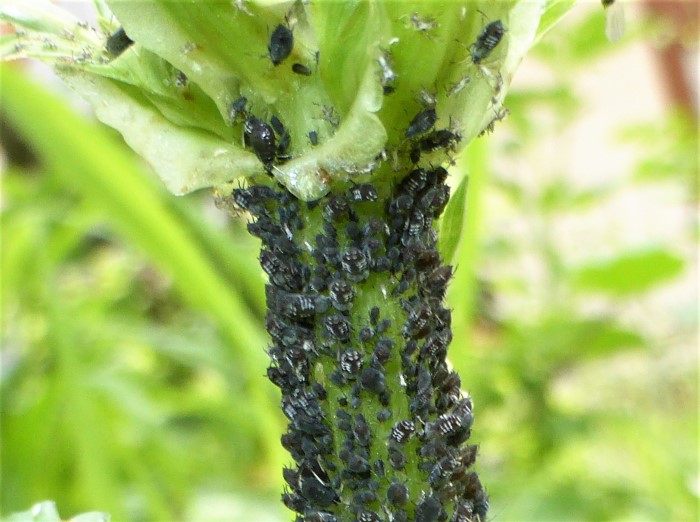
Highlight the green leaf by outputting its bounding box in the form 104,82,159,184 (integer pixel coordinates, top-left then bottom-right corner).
571,248,685,297
437,174,469,265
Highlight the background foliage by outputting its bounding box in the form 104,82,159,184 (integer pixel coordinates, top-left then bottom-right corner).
1,4,697,521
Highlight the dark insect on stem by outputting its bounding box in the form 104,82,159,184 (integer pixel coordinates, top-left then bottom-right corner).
292,62,312,76
309,130,319,146
269,24,294,66
105,27,133,57
244,116,277,168
406,107,437,138
471,20,505,64
228,96,248,122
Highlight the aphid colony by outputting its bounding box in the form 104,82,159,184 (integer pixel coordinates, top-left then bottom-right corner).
231,166,487,520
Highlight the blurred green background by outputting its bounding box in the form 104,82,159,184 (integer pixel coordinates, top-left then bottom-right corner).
1,3,697,521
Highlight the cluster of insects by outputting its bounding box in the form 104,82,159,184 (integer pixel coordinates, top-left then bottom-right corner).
230,153,487,519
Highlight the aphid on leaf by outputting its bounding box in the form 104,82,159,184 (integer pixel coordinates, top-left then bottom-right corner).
471,20,505,65
340,350,363,375
390,419,416,444
309,130,319,146
406,107,437,138
244,116,277,168
347,183,379,203
292,62,312,76
269,23,294,66
105,27,133,57
387,481,409,506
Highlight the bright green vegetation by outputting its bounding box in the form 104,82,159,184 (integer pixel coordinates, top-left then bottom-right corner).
1,1,697,521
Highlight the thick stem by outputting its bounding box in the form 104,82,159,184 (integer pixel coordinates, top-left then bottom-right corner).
232,167,486,522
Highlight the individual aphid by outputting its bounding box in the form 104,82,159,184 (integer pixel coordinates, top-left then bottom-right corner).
390,420,416,444
446,75,471,96
406,107,437,138
320,105,340,127
479,107,509,136
399,168,428,196
323,314,351,342
300,477,337,508
347,453,370,474
388,194,414,216
602,0,626,42
473,491,489,521
377,49,397,89
353,414,372,447
322,196,349,222
415,495,443,522
105,26,133,57
376,409,391,422
405,12,440,36
406,209,425,237
471,20,505,65
309,130,319,146
276,291,317,319
359,367,386,394
270,114,286,136
228,96,248,121
373,338,393,366
336,409,353,432
387,446,407,470
244,116,277,168
175,70,188,87
292,62,312,76
404,305,433,339
429,455,460,486
415,129,461,153
369,306,380,326
359,327,375,343
347,183,379,203
282,490,308,512
386,481,409,506
269,23,294,66
340,350,363,375
353,489,378,505
341,248,368,277
329,280,355,310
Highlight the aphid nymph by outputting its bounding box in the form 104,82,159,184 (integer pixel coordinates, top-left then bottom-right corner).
268,23,294,66
471,20,505,65
105,27,133,58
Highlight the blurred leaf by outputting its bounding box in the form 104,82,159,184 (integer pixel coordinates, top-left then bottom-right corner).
571,248,685,297
538,178,612,213
3,501,109,522
438,175,469,265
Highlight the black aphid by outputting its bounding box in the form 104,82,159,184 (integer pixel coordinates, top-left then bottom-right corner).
376,409,391,422
244,116,277,167
387,481,409,506
340,248,368,277
415,129,461,155
228,96,248,122
329,280,355,310
323,314,351,342
340,350,363,375
359,367,386,394
390,420,416,444
269,24,294,66
415,494,442,522
292,63,312,76
347,184,379,203
353,414,372,447
309,130,319,146
323,196,349,222
105,27,134,58
406,107,437,138
471,20,505,64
